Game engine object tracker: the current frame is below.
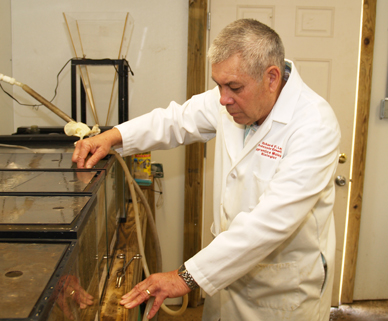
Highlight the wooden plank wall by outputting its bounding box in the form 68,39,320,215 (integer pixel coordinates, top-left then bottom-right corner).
184,0,207,308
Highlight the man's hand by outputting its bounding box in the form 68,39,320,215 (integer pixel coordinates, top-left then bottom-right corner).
120,270,191,319
71,128,122,169
56,274,94,320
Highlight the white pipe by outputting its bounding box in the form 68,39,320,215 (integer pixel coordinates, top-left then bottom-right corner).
0,73,23,87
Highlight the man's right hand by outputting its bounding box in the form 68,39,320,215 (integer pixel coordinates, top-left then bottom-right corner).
72,128,123,169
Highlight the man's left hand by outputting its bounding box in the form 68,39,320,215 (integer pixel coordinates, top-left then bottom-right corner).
120,270,191,319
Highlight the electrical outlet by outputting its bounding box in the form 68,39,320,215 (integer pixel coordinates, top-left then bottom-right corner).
151,163,164,178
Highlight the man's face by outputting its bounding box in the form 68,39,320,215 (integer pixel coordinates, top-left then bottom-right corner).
211,55,275,126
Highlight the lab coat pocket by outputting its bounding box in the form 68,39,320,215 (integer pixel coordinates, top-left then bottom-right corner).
251,154,280,200
253,144,281,181
246,261,301,311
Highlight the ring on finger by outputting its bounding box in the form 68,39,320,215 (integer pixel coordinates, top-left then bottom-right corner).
145,289,151,296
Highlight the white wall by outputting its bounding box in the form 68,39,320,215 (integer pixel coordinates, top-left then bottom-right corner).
10,1,188,128
353,0,388,300
3,0,188,304
0,0,14,135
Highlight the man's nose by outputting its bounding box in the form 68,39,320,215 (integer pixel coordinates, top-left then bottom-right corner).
219,89,234,106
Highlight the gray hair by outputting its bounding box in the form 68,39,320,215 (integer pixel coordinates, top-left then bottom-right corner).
208,19,285,81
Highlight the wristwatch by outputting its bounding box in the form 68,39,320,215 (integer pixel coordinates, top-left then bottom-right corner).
178,264,199,290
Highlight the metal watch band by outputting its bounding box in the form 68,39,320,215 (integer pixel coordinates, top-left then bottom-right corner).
178,264,199,290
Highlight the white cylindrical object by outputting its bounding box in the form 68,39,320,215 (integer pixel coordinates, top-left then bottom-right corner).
0,73,22,87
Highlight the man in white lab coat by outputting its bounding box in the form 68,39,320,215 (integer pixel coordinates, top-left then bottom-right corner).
72,19,340,321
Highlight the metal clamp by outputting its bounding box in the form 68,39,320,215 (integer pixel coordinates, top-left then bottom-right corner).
116,254,142,288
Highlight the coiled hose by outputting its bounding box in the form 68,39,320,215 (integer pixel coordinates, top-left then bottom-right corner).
109,150,188,319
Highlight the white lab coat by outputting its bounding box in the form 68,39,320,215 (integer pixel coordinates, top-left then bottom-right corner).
115,60,340,321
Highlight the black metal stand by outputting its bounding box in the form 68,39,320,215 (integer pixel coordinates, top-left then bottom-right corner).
71,58,130,124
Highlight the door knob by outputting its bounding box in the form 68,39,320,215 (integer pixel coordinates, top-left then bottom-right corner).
339,153,347,164
335,175,346,186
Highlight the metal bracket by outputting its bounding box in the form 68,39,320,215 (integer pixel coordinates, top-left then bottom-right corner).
379,98,388,119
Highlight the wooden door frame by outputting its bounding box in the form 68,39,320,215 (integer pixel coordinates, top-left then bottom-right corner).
183,0,376,307
340,0,377,304
183,0,207,308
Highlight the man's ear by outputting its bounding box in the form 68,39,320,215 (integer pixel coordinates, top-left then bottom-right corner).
265,66,282,93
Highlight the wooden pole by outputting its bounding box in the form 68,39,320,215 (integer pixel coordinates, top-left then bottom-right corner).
21,84,74,123
340,0,377,304
105,13,129,126
184,0,207,308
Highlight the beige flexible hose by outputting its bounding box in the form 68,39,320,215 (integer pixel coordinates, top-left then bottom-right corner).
110,150,188,317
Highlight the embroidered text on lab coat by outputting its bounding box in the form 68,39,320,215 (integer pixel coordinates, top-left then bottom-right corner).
256,142,282,160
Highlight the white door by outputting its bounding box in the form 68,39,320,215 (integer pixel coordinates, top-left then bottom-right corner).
203,0,363,306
